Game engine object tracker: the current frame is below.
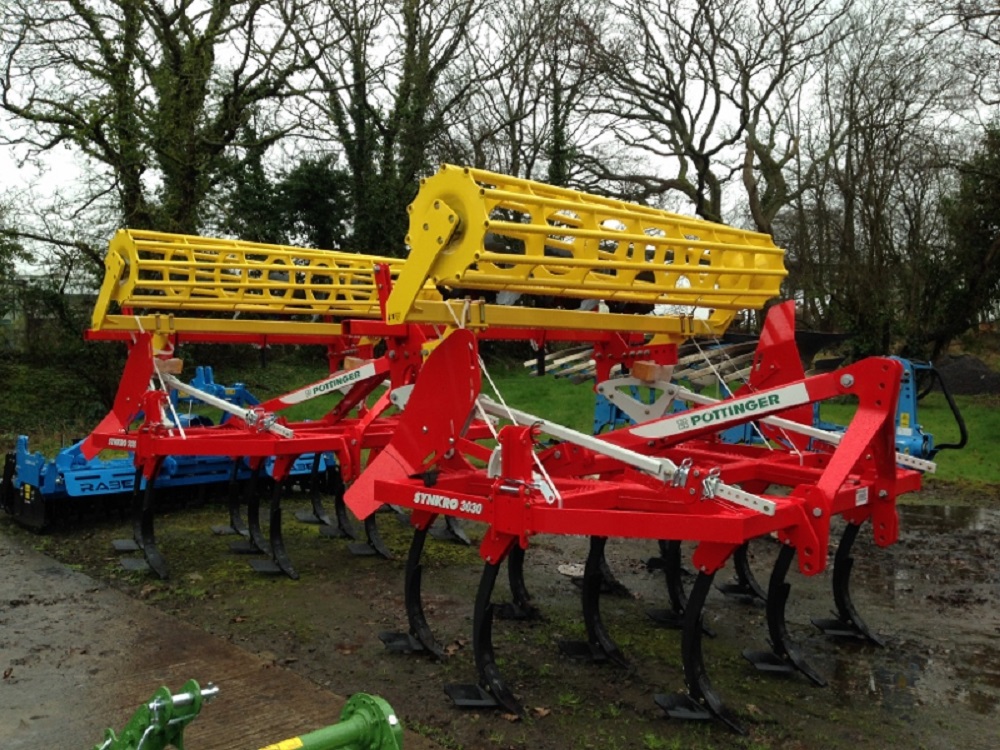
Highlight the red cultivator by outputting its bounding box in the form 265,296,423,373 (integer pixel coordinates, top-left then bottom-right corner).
22,164,934,732
346,307,924,732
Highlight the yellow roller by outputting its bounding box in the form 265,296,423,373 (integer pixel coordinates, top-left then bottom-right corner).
389,164,786,338
90,168,786,342
90,229,439,336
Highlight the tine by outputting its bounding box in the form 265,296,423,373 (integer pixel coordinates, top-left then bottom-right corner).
245,465,270,555
296,453,335,527
582,537,628,666
473,561,522,715
214,459,249,537
647,540,715,637
813,523,885,646
745,544,827,686
348,514,394,558
403,528,444,658
139,467,169,580
496,544,540,621
717,542,767,603
657,570,747,735
267,477,298,580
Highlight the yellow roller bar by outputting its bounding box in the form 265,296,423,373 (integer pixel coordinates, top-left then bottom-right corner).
389,164,786,334
91,229,439,332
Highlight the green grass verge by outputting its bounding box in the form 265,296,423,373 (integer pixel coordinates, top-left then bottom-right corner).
3,353,997,486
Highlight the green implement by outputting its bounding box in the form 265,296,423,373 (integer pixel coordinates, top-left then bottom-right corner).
93,683,403,750
257,693,403,750
93,679,218,750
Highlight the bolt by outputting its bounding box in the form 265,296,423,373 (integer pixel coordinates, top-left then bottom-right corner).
812,507,822,517
879,490,888,498
422,426,428,433
689,488,695,495
840,374,855,388
554,450,562,459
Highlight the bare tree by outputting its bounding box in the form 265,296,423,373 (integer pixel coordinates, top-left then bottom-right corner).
0,0,315,255
780,1,966,355
586,0,846,224
920,0,1000,106
292,0,485,254
433,0,611,188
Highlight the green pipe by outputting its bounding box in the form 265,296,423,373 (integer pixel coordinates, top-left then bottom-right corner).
257,693,403,750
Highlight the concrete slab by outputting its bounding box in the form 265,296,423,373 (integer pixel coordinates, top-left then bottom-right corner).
0,532,436,749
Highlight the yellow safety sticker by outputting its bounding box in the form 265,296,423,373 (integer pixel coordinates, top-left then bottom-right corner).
258,738,304,750
900,412,910,428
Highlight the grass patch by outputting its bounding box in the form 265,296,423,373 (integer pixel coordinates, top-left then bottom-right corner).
817,391,999,484
3,350,998,488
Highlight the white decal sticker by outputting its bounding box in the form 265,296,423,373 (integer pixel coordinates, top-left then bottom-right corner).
412,491,483,516
631,382,811,439
280,363,377,405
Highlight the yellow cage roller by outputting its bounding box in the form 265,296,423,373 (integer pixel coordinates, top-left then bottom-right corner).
388,164,786,338
90,167,785,341
90,229,440,336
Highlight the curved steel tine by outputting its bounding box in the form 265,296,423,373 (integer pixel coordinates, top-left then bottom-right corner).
717,542,767,602
655,570,746,734
582,537,629,666
664,539,687,613
346,514,394,559
647,540,684,627
598,546,632,597
328,464,357,540
647,540,713,635
226,459,249,537
473,560,522,714
744,544,826,686
267,476,298,580
245,464,271,555
497,544,540,620
812,522,884,646
429,515,472,545
405,526,444,657
139,463,168,580
571,544,630,597
130,466,144,547
298,453,335,527
380,525,440,654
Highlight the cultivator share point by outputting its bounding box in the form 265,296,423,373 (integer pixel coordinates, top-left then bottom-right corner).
4,165,937,733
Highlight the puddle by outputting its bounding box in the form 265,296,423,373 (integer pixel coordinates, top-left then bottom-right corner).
899,504,1000,533
826,642,1000,717
812,504,1000,721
